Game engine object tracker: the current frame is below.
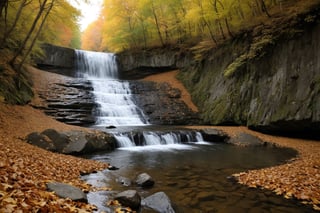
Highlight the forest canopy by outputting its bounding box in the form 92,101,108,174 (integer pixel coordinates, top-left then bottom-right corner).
82,0,297,52
0,0,80,69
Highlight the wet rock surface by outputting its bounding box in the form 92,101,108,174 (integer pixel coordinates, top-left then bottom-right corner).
200,128,229,142
142,192,175,213
115,190,141,210
130,81,200,125
26,129,115,154
135,173,155,188
35,78,97,126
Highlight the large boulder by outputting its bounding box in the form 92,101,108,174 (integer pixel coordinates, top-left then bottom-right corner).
142,192,175,213
42,129,69,152
115,190,141,210
200,129,229,142
25,132,56,151
26,129,116,154
63,130,116,154
46,182,87,202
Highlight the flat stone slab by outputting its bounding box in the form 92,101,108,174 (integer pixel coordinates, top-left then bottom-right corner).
46,182,87,202
228,132,266,146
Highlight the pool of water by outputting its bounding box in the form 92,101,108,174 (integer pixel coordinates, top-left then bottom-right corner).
82,142,316,212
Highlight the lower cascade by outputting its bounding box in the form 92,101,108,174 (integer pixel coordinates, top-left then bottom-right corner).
114,131,204,147
75,50,148,126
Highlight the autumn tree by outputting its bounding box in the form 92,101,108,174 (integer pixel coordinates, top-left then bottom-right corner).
84,0,287,52
0,0,81,71
82,18,103,51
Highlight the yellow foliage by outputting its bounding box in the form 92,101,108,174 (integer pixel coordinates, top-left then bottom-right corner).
80,0,304,52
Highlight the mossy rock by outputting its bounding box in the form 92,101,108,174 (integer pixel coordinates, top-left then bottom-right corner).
0,66,34,105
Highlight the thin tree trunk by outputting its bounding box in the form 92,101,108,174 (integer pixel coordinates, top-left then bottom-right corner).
237,0,245,19
0,0,8,18
151,1,164,47
213,0,226,40
260,0,271,17
224,18,233,38
10,0,48,67
1,0,30,48
197,0,217,44
18,1,54,71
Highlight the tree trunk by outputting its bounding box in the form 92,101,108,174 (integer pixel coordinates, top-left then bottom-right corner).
1,0,30,48
224,18,233,38
237,0,245,19
10,0,48,67
0,0,8,18
197,0,217,44
151,1,164,47
18,0,54,71
260,0,271,17
213,0,226,40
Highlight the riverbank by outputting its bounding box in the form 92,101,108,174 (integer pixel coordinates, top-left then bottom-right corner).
143,70,320,211
0,67,319,211
0,67,109,212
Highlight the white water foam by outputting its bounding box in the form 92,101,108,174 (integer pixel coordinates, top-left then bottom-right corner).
75,50,148,126
118,144,197,152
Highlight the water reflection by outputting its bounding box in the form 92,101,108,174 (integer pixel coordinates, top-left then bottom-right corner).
82,143,316,212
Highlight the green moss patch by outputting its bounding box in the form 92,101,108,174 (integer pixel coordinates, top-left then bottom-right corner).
0,66,34,105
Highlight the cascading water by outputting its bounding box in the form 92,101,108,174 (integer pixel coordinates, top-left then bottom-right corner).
75,50,148,126
114,131,205,147
75,49,205,148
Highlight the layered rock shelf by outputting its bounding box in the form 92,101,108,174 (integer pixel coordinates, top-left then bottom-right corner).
34,78,97,126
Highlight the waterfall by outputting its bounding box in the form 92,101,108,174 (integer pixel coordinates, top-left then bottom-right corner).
75,50,148,126
113,131,205,148
74,50,206,148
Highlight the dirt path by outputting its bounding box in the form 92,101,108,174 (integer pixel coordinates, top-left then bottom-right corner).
143,70,198,112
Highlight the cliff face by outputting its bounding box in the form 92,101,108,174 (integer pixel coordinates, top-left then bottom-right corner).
179,22,320,135
117,13,320,136
36,44,76,77
117,48,193,79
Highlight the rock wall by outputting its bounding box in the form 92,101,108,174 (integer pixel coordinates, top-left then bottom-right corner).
33,76,97,126
130,81,200,125
178,20,320,136
116,47,193,79
117,12,320,136
36,43,76,76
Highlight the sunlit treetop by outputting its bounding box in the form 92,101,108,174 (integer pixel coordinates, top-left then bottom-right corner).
81,0,306,52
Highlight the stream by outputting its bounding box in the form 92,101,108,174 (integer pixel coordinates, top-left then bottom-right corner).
81,141,315,213
75,50,315,212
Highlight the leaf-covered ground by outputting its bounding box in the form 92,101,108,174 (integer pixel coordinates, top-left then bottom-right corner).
0,67,109,211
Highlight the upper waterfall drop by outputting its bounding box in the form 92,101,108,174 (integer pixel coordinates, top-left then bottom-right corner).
75,50,118,78
75,50,148,126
